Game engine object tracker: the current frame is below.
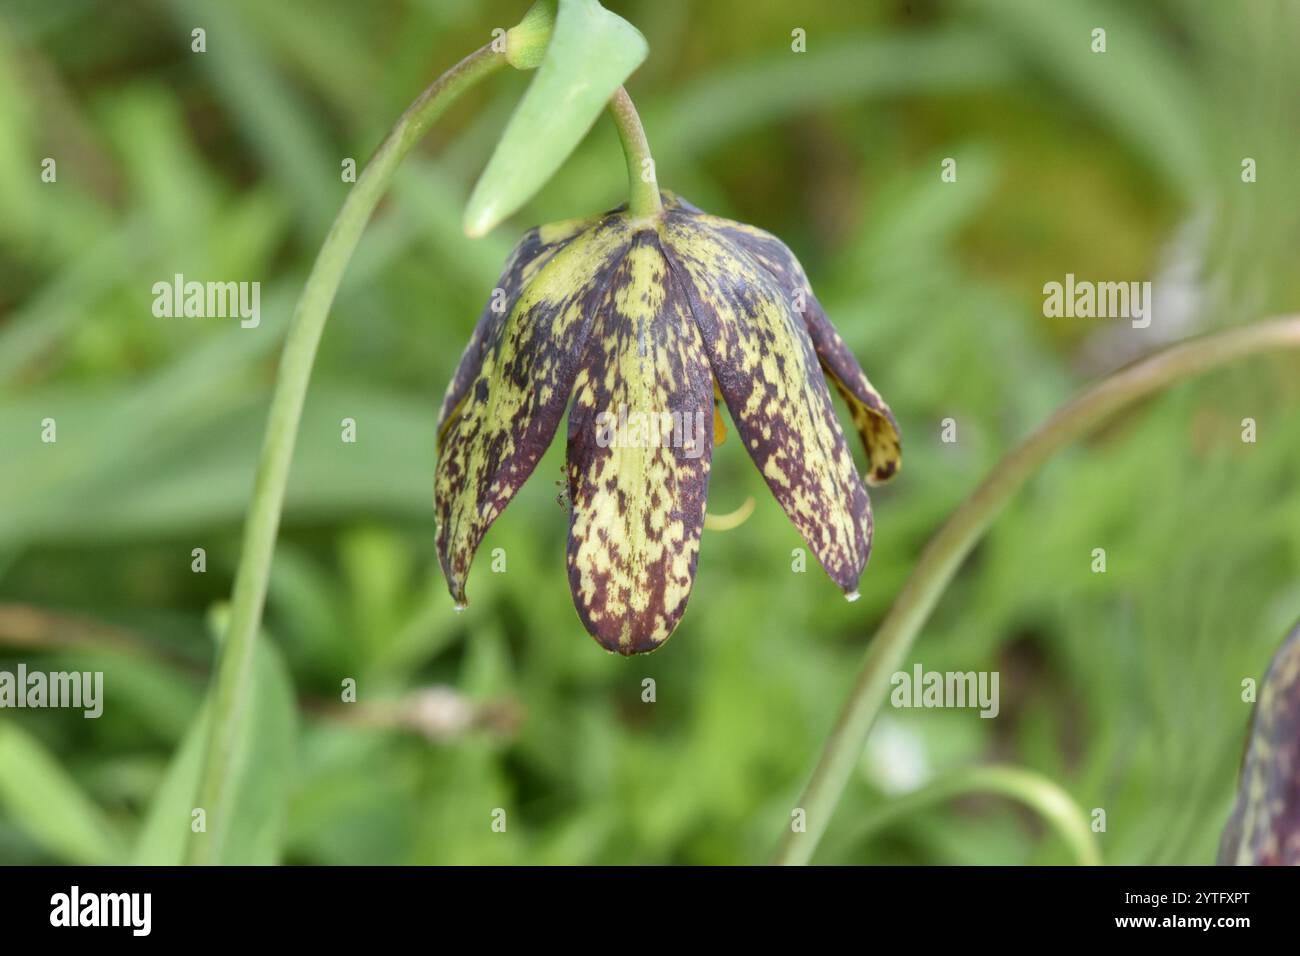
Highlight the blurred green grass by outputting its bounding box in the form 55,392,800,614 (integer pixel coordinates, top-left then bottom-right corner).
0,0,1298,864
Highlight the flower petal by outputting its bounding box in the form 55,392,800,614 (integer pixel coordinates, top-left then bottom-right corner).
437,216,595,451
693,216,902,484
566,231,713,653
435,215,630,604
664,210,872,593
800,296,902,484
1218,622,1300,865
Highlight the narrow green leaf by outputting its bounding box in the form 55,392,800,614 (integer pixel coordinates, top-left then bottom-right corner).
131,638,297,865
463,0,647,237
0,721,127,864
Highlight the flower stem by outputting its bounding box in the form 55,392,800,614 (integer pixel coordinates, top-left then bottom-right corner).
844,765,1101,866
186,43,505,865
609,86,662,220
773,315,1300,866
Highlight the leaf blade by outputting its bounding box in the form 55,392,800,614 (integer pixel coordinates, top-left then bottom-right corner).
0,721,127,865
463,0,647,237
131,638,297,865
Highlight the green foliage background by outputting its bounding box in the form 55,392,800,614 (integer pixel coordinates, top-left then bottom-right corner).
1,0,1298,865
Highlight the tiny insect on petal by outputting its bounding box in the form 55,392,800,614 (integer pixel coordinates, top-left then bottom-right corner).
435,214,630,604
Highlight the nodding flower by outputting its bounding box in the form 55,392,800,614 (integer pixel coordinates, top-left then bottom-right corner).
436,192,900,654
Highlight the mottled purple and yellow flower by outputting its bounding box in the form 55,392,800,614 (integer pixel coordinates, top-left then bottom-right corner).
1219,621,1300,865
435,193,900,654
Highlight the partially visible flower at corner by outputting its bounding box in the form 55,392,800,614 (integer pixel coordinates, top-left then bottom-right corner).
1219,620,1300,865
435,192,901,655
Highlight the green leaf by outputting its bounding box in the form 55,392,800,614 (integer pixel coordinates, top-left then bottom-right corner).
131,638,297,865
463,0,647,237
0,721,128,864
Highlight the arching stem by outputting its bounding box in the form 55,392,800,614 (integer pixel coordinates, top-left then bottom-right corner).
187,44,506,865
609,86,662,220
843,765,1102,866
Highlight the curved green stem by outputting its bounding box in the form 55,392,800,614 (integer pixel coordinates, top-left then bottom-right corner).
609,87,662,220
774,315,1300,866
844,765,1101,866
186,44,506,865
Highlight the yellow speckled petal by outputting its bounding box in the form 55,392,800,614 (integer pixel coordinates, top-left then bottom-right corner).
691,215,901,484
804,296,901,484
435,213,631,605
566,231,713,654
664,208,872,593
437,216,596,451
1219,622,1300,865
